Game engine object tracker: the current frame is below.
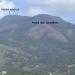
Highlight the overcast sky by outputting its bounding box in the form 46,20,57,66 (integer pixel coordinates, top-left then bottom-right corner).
0,0,75,24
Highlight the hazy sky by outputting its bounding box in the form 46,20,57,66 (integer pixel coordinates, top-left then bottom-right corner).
0,0,75,24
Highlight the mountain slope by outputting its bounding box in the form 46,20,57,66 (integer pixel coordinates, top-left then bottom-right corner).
0,14,75,73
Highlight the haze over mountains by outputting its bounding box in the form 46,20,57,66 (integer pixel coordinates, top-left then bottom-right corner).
0,14,75,74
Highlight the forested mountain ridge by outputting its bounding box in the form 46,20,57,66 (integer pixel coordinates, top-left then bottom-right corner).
0,14,75,75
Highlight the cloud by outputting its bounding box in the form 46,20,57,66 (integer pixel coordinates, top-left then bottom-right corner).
26,0,75,12
0,0,15,18
26,0,49,4
26,7,49,16
52,0,75,12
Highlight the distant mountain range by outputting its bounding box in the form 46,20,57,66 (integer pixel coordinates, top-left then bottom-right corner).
0,14,75,73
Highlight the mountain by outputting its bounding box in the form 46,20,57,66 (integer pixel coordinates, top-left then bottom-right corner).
0,14,75,74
